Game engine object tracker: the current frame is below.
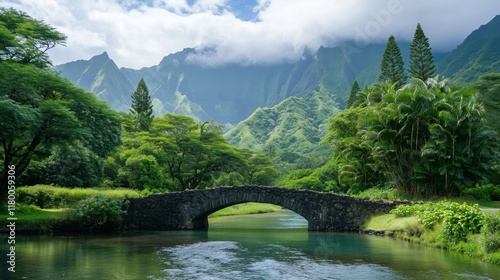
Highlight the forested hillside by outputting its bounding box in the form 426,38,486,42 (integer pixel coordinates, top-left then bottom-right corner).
224,87,338,167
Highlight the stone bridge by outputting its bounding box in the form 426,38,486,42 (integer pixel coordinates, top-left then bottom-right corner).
124,186,411,231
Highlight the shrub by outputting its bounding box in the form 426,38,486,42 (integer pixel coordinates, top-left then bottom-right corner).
391,201,484,243
69,194,128,231
482,213,500,253
286,176,325,191
285,169,314,181
441,203,483,243
483,212,500,233
463,184,500,201
483,234,500,253
391,203,427,218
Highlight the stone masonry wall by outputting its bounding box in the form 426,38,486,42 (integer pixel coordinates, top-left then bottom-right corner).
123,186,412,231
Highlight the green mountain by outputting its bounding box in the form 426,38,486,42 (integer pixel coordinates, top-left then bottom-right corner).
55,52,134,112
224,87,339,156
437,15,500,83
54,16,497,130
56,48,324,125
54,43,405,125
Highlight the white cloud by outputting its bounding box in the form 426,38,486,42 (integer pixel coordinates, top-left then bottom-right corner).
0,0,498,68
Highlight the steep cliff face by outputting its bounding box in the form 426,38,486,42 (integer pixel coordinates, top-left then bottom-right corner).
438,15,500,83
55,52,134,112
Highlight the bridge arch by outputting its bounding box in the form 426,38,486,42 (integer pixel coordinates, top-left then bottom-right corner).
124,186,410,231
187,189,313,230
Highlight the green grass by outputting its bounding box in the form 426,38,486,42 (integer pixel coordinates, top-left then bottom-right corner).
0,204,67,220
363,214,421,232
209,202,282,217
0,204,69,232
17,184,141,208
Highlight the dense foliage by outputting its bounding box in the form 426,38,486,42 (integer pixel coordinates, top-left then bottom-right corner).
106,114,251,192
325,77,499,197
391,201,483,243
0,9,121,199
482,213,500,253
475,73,500,142
69,194,127,231
17,185,139,208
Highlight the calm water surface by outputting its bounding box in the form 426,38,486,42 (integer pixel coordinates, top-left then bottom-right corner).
2,210,500,279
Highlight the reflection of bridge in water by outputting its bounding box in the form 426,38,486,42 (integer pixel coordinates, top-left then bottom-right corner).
124,186,410,231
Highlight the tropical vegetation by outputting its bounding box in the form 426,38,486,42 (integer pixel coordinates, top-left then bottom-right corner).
364,201,500,265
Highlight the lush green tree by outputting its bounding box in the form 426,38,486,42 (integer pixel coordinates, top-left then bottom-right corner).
346,80,361,108
325,78,498,197
69,91,122,157
130,78,153,131
325,107,383,193
107,114,247,191
44,142,104,188
247,154,279,185
0,8,66,67
474,73,500,141
409,23,435,81
157,115,247,190
378,35,407,89
474,73,500,183
124,154,164,191
0,9,121,200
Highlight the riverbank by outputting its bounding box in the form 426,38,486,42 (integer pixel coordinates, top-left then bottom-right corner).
361,202,500,266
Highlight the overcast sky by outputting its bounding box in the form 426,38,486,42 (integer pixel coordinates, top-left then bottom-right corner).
1,0,498,69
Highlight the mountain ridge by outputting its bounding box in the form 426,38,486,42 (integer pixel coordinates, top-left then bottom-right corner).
437,15,500,83
55,15,498,128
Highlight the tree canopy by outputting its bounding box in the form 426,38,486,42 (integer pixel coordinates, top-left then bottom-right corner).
0,9,121,197
0,8,66,67
107,115,248,192
325,77,499,197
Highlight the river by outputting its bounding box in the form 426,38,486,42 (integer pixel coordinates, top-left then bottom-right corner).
3,210,500,279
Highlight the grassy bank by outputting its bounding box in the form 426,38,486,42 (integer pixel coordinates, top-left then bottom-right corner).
209,203,282,217
2,185,141,233
362,201,500,265
0,204,69,233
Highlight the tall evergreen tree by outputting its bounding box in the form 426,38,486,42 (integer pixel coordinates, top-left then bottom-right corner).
379,35,407,89
130,78,153,131
409,23,435,81
346,80,361,108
